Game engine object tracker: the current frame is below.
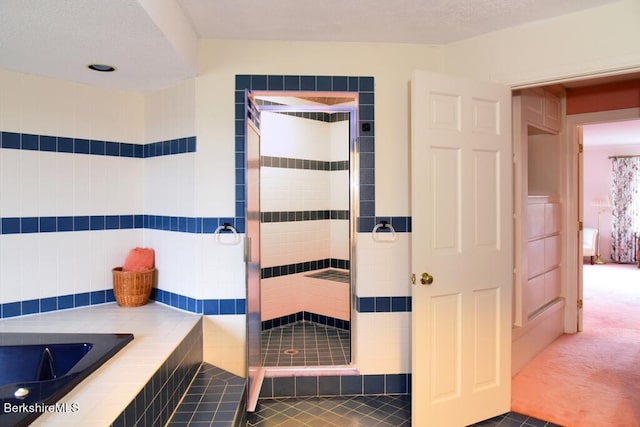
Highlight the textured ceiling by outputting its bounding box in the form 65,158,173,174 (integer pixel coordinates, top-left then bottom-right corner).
178,0,617,44
0,0,620,92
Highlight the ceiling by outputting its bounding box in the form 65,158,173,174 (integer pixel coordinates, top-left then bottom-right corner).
0,1,636,146
0,0,620,92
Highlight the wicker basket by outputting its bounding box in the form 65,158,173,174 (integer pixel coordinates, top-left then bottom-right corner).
112,267,156,307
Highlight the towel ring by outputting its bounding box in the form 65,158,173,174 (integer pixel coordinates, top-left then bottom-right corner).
213,223,240,245
372,221,397,243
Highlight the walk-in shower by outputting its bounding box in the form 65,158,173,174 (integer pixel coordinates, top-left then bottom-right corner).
257,95,356,367
244,90,359,411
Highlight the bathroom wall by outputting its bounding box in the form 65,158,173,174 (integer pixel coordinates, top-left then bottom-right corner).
0,69,145,312
443,0,640,86
260,110,350,322
195,40,442,375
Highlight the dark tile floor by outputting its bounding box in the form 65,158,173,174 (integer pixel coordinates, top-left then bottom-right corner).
261,321,350,366
247,395,410,426
167,364,560,427
167,364,245,427
247,395,561,427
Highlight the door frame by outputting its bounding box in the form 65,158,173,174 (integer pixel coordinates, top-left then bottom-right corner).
250,94,360,372
565,107,640,332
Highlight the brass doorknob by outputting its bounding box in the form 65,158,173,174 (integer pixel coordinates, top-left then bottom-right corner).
420,272,434,285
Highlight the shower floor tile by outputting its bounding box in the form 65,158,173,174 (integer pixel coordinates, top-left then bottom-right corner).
261,321,350,366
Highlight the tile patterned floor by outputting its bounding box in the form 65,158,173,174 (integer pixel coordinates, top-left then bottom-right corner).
247,395,410,427
167,364,245,427
262,321,350,366
167,365,561,427
470,412,562,426
247,395,562,427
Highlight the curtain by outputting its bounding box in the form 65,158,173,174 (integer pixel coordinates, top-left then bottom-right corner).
611,156,640,263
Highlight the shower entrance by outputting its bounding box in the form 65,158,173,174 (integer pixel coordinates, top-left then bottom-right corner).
244,91,358,410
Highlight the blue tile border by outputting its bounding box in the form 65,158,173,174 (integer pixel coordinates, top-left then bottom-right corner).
356,296,412,313
0,290,410,318
0,290,408,319
0,131,196,158
0,290,246,319
261,258,348,279
0,214,411,234
0,215,245,234
262,311,350,331
0,289,116,319
150,288,246,315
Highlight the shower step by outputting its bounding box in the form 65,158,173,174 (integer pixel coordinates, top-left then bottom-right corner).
167,363,246,427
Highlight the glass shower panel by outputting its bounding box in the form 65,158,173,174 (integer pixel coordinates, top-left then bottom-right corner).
245,93,262,412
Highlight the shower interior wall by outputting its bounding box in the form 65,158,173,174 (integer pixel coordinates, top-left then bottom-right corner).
260,110,350,322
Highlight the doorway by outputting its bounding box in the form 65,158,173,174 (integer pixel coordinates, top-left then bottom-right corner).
567,108,640,332
511,79,640,424
255,94,358,369
237,74,375,412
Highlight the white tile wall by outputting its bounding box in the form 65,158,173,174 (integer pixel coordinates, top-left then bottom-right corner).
203,314,246,377
196,233,246,300
330,220,350,260
144,154,196,216
0,62,415,381
259,111,351,320
261,275,302,320
356,233,411,297
0,69,149,307
0,229,142,305
261,221,330,267
354,312,411,374
261,112,333,160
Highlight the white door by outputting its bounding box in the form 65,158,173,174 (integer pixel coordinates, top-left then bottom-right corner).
411,70,512,426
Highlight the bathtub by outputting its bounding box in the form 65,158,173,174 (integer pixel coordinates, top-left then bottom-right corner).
0,332,133,426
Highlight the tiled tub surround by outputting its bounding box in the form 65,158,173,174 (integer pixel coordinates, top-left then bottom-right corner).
0,131,196,158
0,303,201,426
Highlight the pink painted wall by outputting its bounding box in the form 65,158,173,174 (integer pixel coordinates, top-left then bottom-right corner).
567,80,640,115
583,144,640,261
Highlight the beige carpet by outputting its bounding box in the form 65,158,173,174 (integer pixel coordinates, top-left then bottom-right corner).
511,263,640,427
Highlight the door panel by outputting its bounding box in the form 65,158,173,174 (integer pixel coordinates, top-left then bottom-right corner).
411,70,512,426
431,147,461,253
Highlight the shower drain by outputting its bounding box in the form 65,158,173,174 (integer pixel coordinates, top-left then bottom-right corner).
283,349,299,356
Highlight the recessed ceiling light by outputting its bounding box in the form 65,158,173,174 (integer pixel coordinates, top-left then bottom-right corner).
87,63,116,72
